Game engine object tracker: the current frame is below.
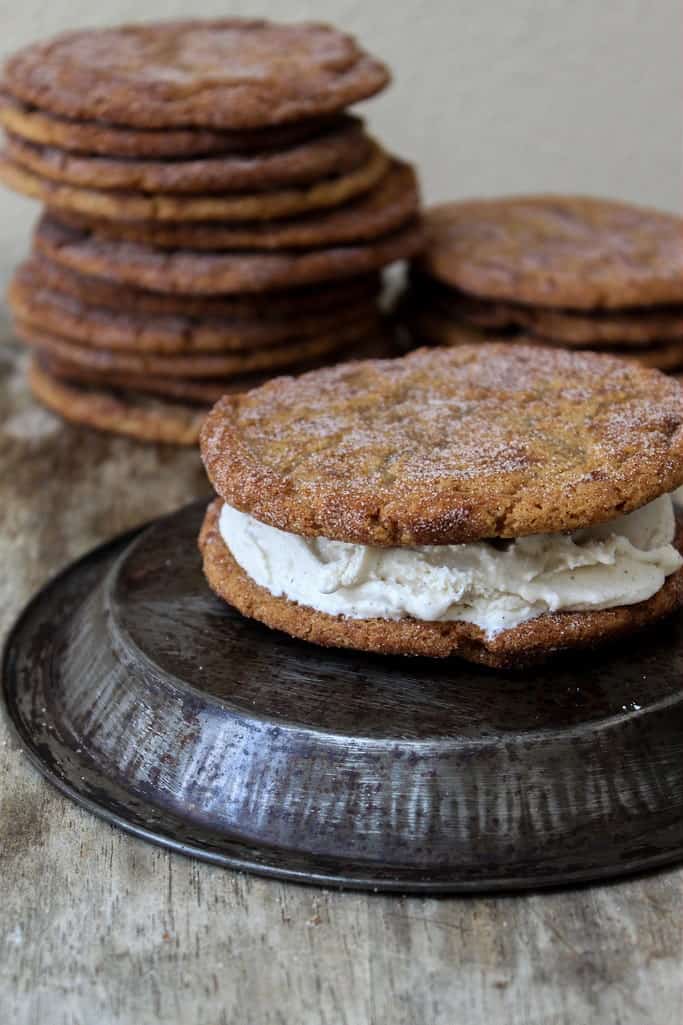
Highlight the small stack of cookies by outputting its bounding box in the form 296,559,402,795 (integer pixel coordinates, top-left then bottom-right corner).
0,19,422,443
400,195,683,375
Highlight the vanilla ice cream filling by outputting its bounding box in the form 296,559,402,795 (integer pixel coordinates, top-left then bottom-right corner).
217,493,682,637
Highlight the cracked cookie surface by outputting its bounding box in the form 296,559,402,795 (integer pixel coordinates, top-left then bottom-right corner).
3,20,390,128
200,344,683,545
417,196,683,309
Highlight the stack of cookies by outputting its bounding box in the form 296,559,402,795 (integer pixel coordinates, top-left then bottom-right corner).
400,195,683,375
0,19,422,443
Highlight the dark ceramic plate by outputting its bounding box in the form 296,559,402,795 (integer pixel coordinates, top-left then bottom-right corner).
3,500,683,893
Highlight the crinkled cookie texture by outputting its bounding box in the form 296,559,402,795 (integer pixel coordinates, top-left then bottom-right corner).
417,196,683,309
0,90,344,158
15,316,377,378
0,144,389,221
3,19,390,128
8,264,379,354
37,329,397,406
34,213,423,294
200,344,683,546
30,332,397,445
404,309,683,371
199,498,683,667
52,161,420,251
3,118,371,193
21,256,381,319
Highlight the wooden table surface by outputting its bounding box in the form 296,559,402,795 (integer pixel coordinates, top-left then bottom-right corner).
1,336,681,1025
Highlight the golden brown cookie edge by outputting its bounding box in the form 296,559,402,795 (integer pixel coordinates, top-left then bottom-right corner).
199,498,683,668
28,359,206,444
199,344,683,545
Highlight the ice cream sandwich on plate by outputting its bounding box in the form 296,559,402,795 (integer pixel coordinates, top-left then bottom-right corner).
199,344,683,668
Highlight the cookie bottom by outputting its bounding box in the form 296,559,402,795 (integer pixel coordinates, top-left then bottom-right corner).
409,272,683,346
405,309,683,371
199,498,683,668
29,359,208,445
28,329,399,446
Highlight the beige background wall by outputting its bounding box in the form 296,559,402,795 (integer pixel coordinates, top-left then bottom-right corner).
0,0,680,292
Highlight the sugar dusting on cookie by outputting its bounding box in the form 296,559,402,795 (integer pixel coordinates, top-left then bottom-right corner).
200,344,683,545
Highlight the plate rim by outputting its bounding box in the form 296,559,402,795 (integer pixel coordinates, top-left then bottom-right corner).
3,501,683,895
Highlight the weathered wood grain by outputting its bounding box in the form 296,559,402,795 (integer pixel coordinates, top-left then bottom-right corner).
0,337,681,1025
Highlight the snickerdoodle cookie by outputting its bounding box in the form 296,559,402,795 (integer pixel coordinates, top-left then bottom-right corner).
199,344,683,666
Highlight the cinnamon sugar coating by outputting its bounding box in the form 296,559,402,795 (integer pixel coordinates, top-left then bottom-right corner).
52,161,420,251
3,119,371,193
34,214,423,294
0,145,389,221
8,265,379,354
3,20,390,129
0,90,344,158
418,196,683,310
200,344,683,545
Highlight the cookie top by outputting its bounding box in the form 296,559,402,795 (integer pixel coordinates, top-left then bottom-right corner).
4,118,370,193
3,19,390,129
417,196,683,309
200,344,683,545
